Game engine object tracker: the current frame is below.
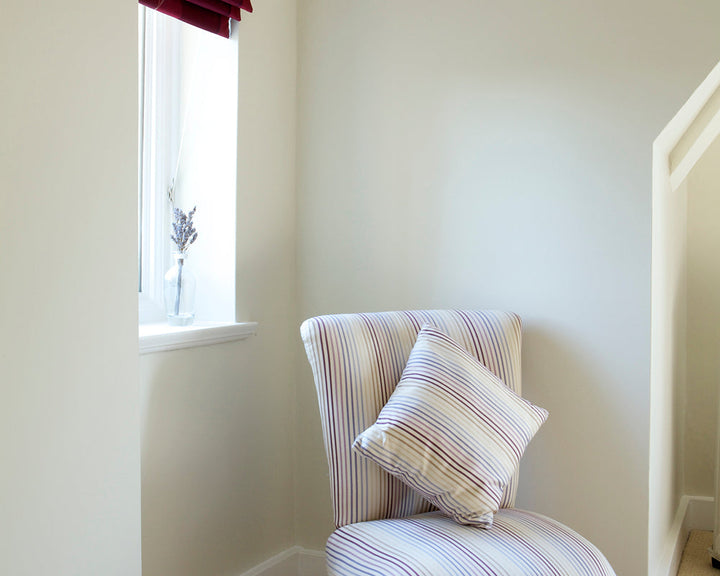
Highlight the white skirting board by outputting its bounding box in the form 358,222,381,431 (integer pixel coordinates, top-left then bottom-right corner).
659,495,714,576
237,547,326,576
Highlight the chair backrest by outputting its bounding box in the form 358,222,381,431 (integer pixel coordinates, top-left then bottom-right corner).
301,310,522,529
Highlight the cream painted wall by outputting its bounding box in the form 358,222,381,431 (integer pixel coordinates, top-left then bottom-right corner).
295,2,720,575
140,2,298,575
685,135,720,497
0,3,140,576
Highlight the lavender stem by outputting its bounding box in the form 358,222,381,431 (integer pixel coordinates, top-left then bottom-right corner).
174,257,183,317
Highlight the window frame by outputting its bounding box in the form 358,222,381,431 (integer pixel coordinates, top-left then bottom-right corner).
138,7,242,336
138,6,181,324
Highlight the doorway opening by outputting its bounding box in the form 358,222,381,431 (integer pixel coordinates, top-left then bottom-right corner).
650,60,720,576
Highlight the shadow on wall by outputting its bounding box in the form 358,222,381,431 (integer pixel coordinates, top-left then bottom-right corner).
518,319,642,567
685,134,720,498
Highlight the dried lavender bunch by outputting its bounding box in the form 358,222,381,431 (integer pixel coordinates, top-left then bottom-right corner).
171,206,198,253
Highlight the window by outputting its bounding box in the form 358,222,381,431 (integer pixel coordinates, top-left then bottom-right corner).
138,6,178,322
138,6,240,333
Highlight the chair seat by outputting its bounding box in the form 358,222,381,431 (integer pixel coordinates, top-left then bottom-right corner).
326,509,616,576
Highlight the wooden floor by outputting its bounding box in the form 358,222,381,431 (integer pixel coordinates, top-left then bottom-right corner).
678,531,718,576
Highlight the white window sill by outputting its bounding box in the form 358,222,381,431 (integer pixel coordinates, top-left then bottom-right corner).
139,321,258,355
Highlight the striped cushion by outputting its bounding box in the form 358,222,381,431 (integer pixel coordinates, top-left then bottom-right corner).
301,310,523,528
353,324,548,527
326,509,617,576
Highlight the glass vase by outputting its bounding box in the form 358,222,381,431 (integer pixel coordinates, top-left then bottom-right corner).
164,252,197,326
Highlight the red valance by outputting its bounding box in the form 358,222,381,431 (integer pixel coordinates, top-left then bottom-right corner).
139,0,253,38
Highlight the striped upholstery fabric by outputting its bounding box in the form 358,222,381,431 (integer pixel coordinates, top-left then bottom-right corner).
353,324,548,528
301,310,615,576
302,310,616,575
326,510,617,576
301,310,523,528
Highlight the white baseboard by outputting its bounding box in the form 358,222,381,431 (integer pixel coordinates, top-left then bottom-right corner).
298,549,326,576
659,495,713,576
237,547,326,576
685,495,714,531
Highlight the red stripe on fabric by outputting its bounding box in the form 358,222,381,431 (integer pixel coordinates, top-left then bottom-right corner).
187,0,241,19
140,0,230,37
224,0,253,12
314,317,344,529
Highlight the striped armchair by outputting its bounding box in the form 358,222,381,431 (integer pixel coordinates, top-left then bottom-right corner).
301,310,616,576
